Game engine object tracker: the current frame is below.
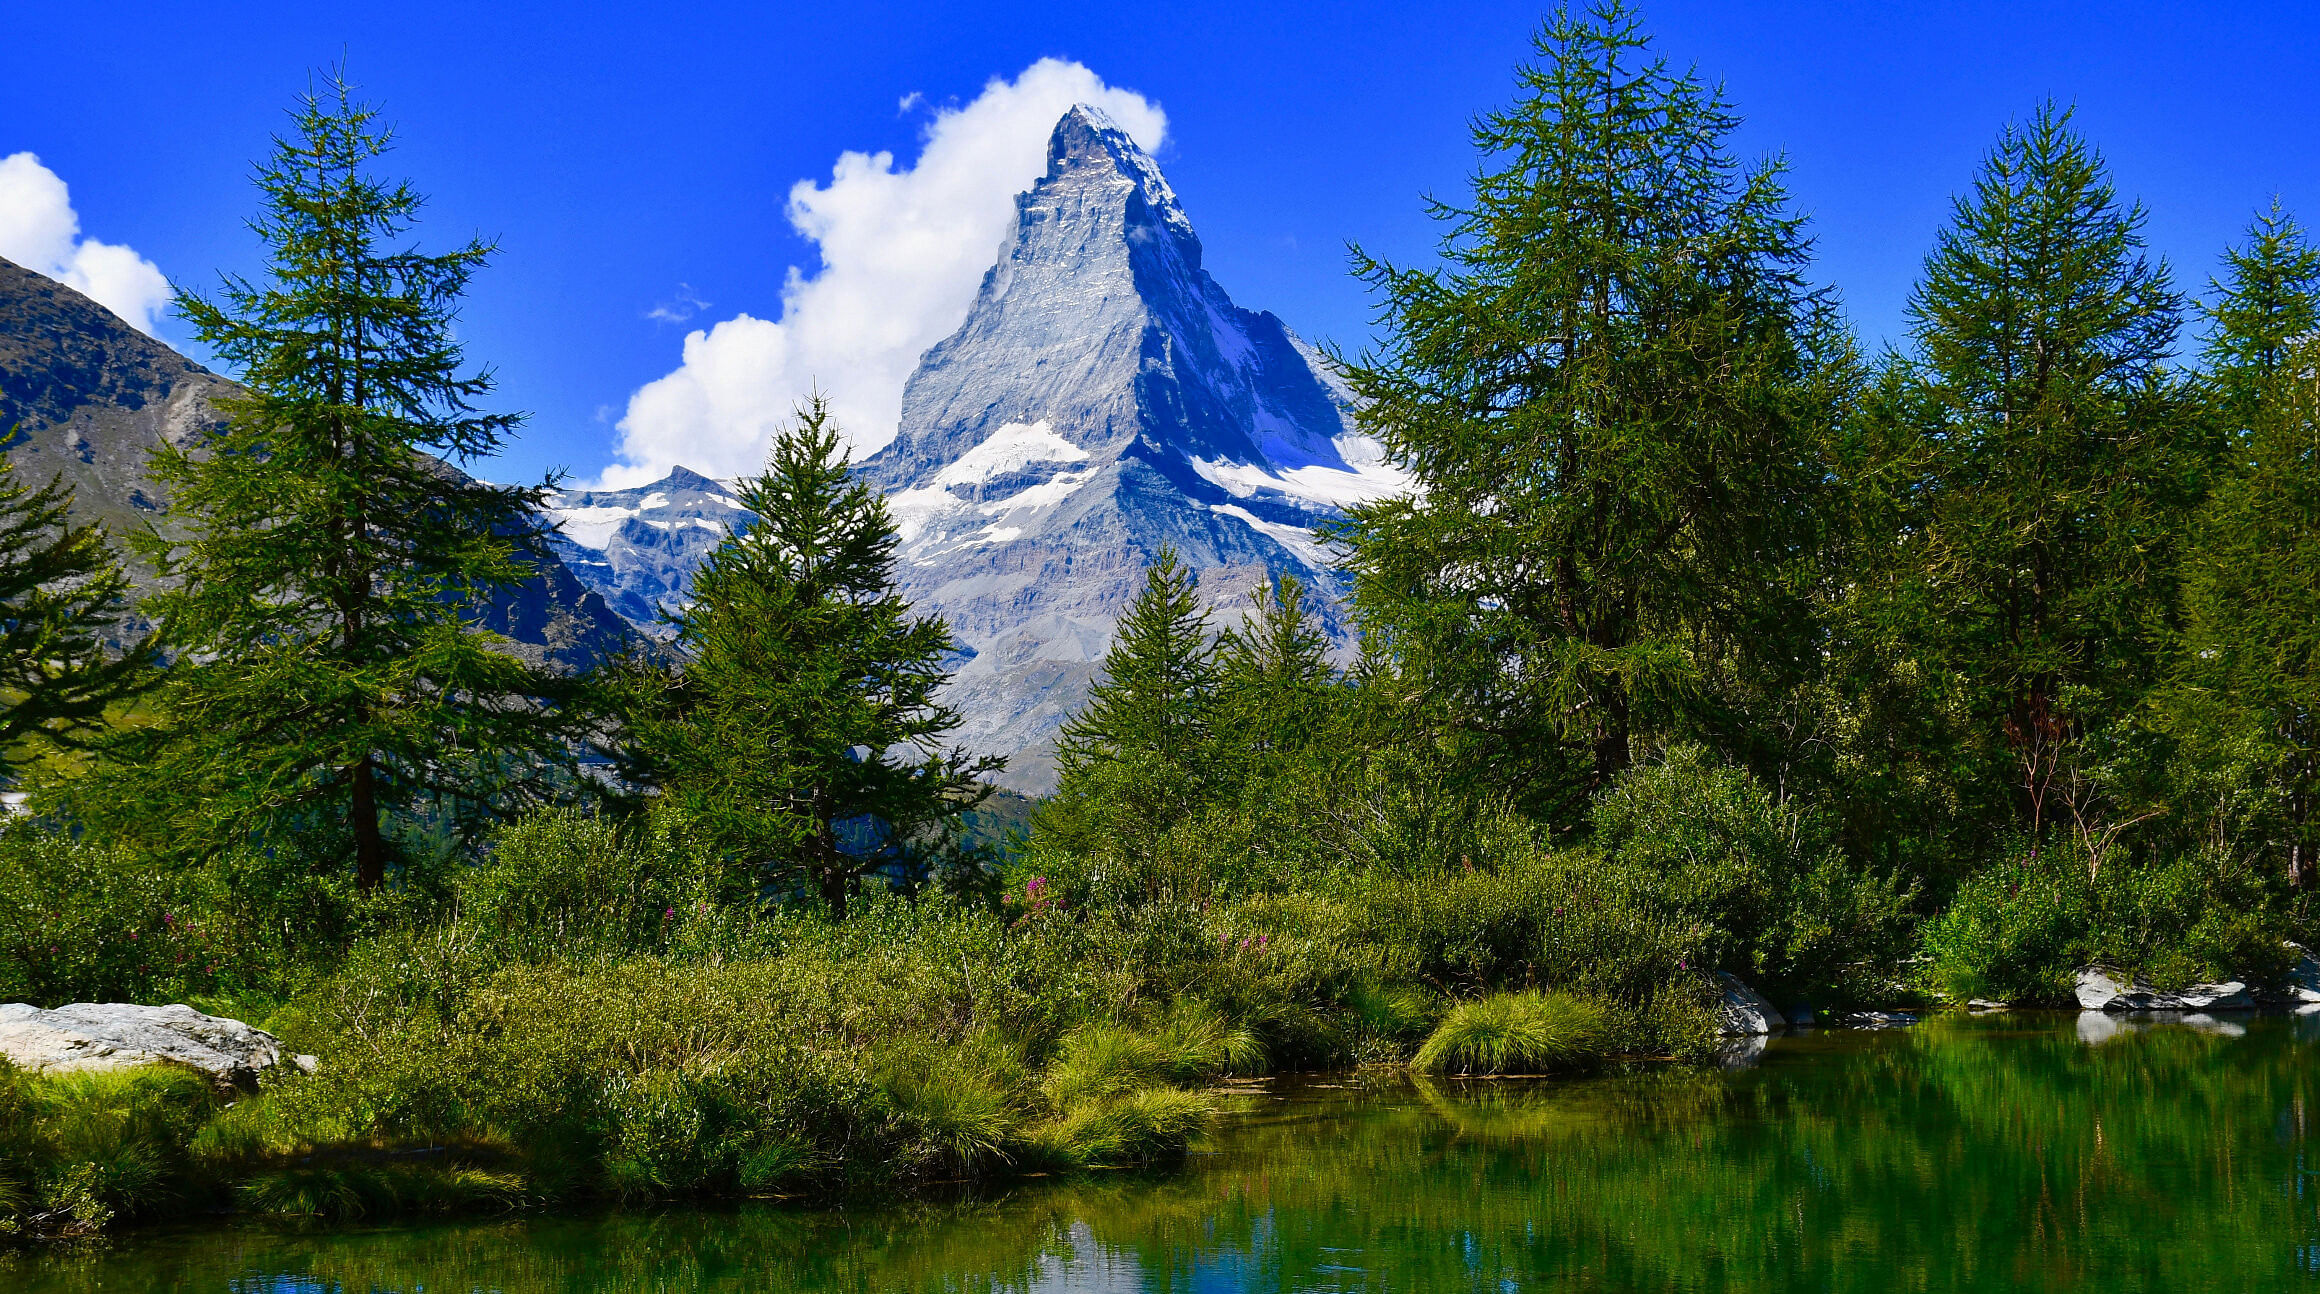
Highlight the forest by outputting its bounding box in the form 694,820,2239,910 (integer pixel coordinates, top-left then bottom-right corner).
2,1,2315,1240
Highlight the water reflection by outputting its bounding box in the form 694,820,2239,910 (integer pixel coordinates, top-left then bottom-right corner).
11,1013,2317,1293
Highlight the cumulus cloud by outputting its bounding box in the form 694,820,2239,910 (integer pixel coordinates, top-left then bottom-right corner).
601,58,1166,487
0,152,171,336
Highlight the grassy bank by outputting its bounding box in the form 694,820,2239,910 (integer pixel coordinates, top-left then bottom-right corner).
0,793,1767,1237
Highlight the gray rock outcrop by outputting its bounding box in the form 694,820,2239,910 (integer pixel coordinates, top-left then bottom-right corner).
0,1002,301,1088
2074,967,2254,1012
2284,945,2320,1005
1714,972,1787,1036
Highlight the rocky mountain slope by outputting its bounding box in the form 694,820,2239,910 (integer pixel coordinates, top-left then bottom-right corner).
544,108,1405,791
853,105,1404,792
541,467,753,630
0,255,632,670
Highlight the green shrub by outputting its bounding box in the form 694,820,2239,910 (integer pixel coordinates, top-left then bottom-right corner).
1918,844,2296,1003
1916,849,2086,1004
1593,745,1915,1001
1412,992,1615,1074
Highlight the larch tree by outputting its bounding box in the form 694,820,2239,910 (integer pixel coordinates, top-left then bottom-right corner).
1880,103,2209,845
1045,545,1220,852
1335,0,1845,823
99,74,586,887
2170,207,2320,886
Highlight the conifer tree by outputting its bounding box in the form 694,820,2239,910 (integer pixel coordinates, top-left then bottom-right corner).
2170,209,2320,887
1047,546,1219,845
627,396,997,919
1878,103,2208,843
0,443,148,773
2204,202,2320,429
96,75,583,887
1212,573,1336,792
1055,546,1217,780
1336,0,1843,820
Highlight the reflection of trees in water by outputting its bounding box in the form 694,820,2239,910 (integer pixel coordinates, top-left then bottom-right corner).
22,1016,2319,1293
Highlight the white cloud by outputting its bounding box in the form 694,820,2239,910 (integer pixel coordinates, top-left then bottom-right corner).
646,282,710,324
601,58,1165,488
0,152,171,336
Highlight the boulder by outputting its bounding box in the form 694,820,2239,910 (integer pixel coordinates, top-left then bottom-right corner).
2075,967,2130,1010
0,1002,295,1088
2285,946,2320,1005
2176,981,2253,1011
1714,972,1787,1036
2073,968,2253,1013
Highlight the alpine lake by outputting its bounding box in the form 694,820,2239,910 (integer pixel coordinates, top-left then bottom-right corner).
11,1010,2318,1293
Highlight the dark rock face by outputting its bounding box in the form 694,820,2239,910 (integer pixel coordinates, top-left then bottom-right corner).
854,105,1405,792
0,255,632,670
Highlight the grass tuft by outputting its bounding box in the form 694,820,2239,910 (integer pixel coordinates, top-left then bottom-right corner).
1411,991,1615,1075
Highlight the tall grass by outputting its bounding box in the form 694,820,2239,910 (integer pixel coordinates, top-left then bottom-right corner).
1412,992,1615,1075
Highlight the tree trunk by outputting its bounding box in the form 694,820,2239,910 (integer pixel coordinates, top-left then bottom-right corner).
351,754,384,892
1591,685,1631,793
820,865,849,922
813,786,847,919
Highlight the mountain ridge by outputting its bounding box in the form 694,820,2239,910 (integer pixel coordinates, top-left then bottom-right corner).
0,254,634,671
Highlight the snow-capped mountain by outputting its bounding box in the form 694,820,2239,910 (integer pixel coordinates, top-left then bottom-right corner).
545,106,1406,791
855,104,1406,791
542,466,754,629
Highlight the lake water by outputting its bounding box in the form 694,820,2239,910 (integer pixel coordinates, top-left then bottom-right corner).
12,1011,2319,1292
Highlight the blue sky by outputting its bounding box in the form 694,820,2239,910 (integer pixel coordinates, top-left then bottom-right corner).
7,2,2318,485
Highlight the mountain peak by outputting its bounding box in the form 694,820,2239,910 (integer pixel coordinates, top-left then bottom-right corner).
1043,105,1192,248
842,106,1407,791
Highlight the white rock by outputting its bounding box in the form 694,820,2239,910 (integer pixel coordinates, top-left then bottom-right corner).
2176,981,2253,1011
2285,946,2320,1004
1714,972,1787,1036
2075,967,2127,1010
2076,1011,2127,1045
0,1002,291,1088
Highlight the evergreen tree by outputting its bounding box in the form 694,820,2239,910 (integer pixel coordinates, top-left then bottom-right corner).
1046,546,1219,848
0,443,149,774
628,396,997,919
1877,103,2208,844
1212,573,1336,793
1335,0,1843,821
2203,202,2320,429
97,75,583,887
2169,209,2320,887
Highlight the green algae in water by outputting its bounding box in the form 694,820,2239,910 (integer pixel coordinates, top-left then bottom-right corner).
10,1011,2319,1292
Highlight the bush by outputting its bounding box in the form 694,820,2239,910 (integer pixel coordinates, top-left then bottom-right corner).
1411,992,1615,1074
0,826,370,1007
1917,844,2298,1003
1593,746,1915,1002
